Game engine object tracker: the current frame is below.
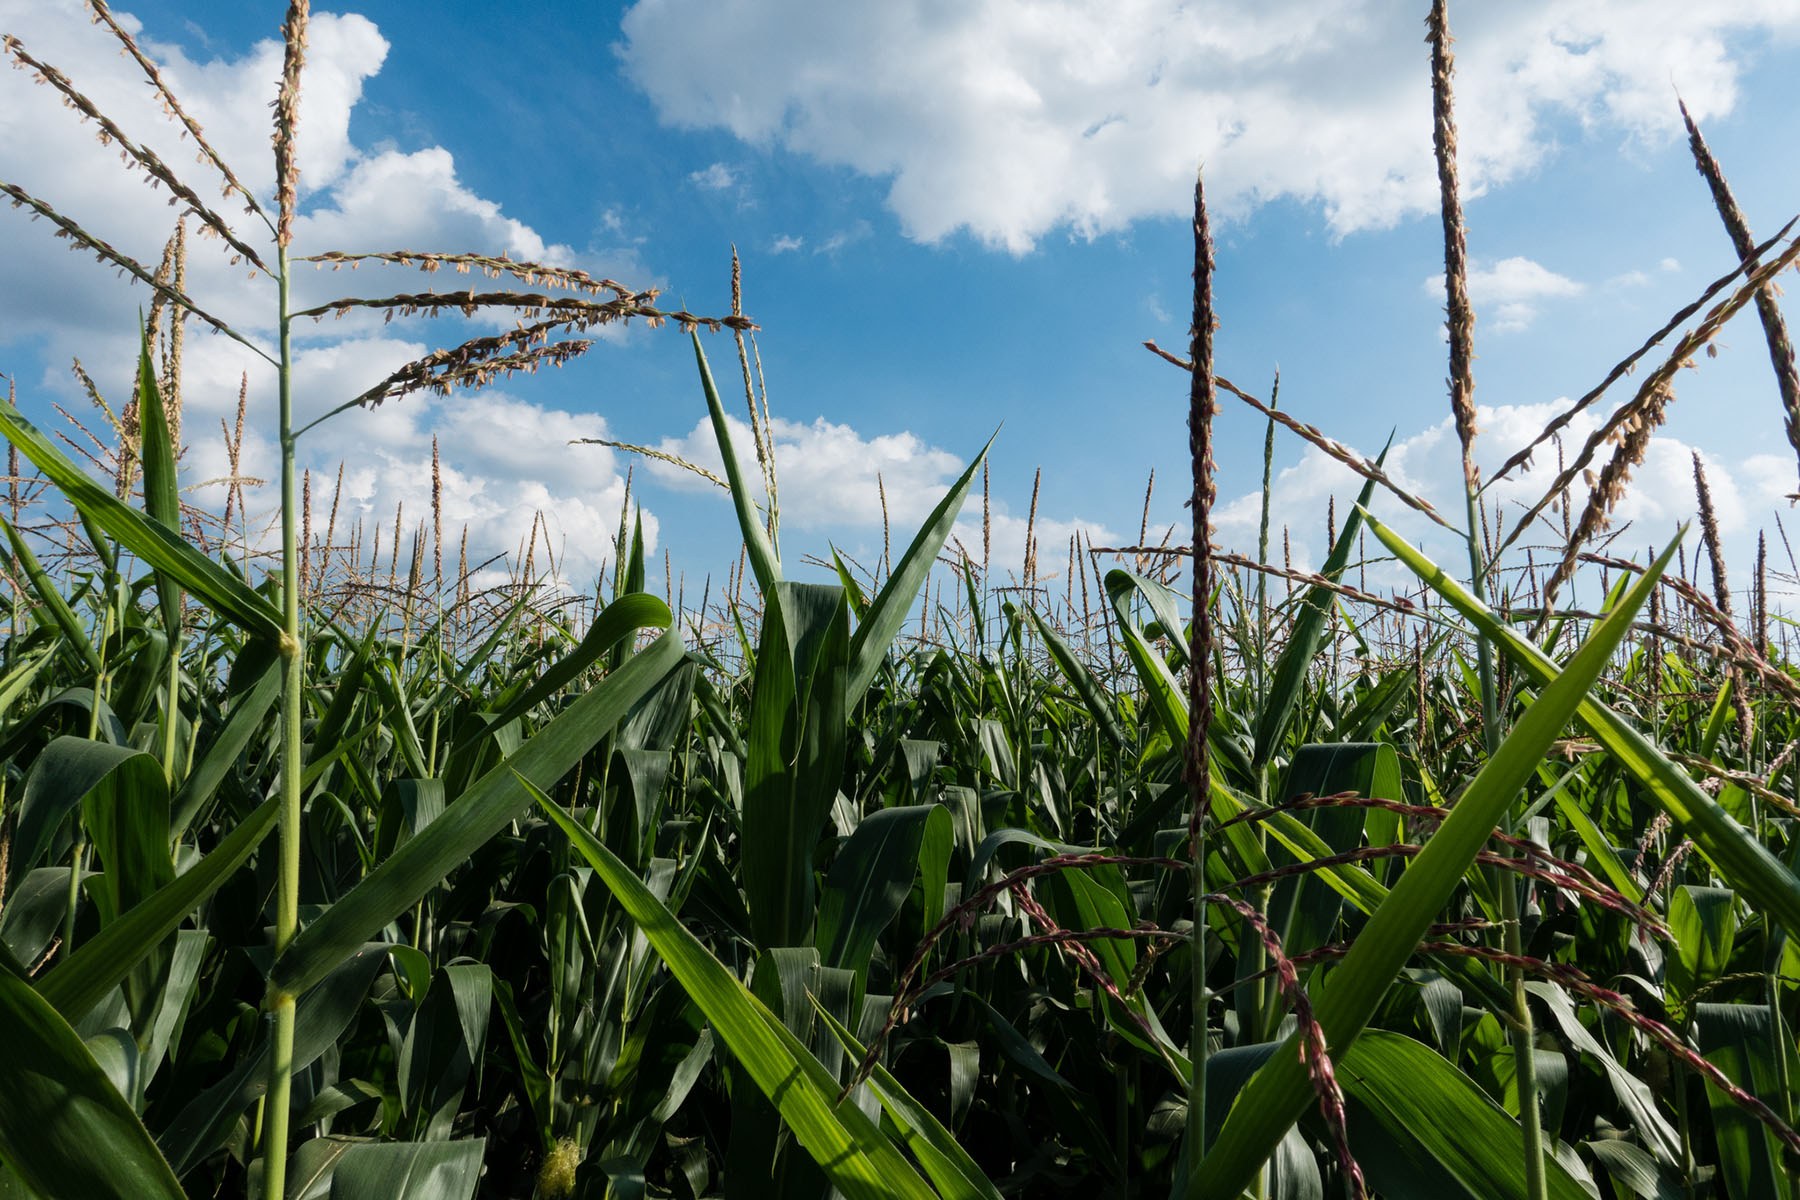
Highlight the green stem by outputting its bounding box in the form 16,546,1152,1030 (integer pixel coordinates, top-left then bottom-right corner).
261,244,304,1200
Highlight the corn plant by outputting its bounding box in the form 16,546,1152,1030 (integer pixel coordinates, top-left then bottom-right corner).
3,3,1800,1200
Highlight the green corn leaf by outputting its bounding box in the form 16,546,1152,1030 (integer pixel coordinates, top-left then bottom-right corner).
1337,1031,1593,1200
11,737,167,906
1253,457,1383,768
1694,1004,1785,1200
457,592,670,752
848,435,992,707
326,1137,486,1200
272,620,682,997
159,946,387,1176
1105,569,1189,747
811,998,1005,1200
0,398,281,640
0,968,184,1200
692,331,781,595
816,803,952,993
1364,510,1800,943
37,793,278,1023
1027,605,1127,749
134,324,183,640
170,650,281,838
533,787,941,1200
0,513,101,676
743,583,848,949
1195,530,1678,1199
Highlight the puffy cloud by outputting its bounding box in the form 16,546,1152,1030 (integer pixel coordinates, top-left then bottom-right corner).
688,161,739,190
0,1,654,588
1424,256,1585,333
1212,396,1785,606
648,412,964,529
619,0,1799,252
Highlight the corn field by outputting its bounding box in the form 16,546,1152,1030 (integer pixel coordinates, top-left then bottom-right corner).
2,2,1800,1199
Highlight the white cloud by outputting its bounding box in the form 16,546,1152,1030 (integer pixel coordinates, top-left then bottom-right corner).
1213,395,1787,607
769,233,805,254
1424,256,1584,334
648,412,965,530
956,510,1125,589
687,161,738,190
619,0,1799,253
815,220,872,255
0,0,658,586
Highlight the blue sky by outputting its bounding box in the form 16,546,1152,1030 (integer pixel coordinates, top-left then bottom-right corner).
3,0,1800,614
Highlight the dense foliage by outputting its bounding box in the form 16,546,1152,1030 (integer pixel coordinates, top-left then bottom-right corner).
4,4,1800,1200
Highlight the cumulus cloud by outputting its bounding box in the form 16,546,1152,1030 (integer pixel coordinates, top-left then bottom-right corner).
688,161,739,190
640,412,1119,582
0,0,655,585
619,0,1799,252
1212,396,1790,605
1425,256,1584,333
648,413,964,529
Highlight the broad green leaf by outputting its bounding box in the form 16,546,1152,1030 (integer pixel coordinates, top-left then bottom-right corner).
170,647,281,837
1027,606,1126,748
1668,886,1739,1002
134,325,183,641
0,398,281,640
328,1138,485,1200
1253,456,1382,767
38,794,279,1022
1195,531,1677,1199
811,999,1005,1200
272,621,681,997
159,946,387,1176
1364,511,1800,943
1693,1004,1784,1200
1527,983,1679,1164
1105,569,1189,748
1583,1139,1682,1200
12,738,169,917
533,789,939,1200
848,436,992,707
397,965,491,1141
474,592,670,738
284,1136,359,1200
743,583,848,949
692,332,780,595
817,804,952,993
1337,1031,1592,1200
0,514,100,676
0,968,184,1200
1265,743,1397,960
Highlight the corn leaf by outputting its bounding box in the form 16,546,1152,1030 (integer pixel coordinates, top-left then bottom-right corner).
848,435,992,707
0,398,281,641
272,616,682,996
1194,530,1677,1198
1363,510,1800,943
692,331,781,595
0,967,184,1200
534,788,941,1200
